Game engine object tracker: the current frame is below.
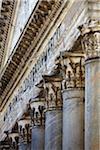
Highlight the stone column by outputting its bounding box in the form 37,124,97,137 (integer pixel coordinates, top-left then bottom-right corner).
79,20,100,150
29,94,45,150
18,111,31,150
60,52,85,150
42,72,63,150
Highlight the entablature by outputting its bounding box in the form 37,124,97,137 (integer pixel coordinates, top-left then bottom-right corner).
0,0,64,108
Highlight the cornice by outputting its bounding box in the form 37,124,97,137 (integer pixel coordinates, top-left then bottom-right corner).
0,0,15,67
0,0,64,109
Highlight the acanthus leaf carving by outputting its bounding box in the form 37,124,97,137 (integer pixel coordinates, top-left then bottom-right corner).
81,32,100,58
29,93,45,126
79,19,100,59
43,75,63,110
57,52,85,89
31,105,45,126
18,111,31,143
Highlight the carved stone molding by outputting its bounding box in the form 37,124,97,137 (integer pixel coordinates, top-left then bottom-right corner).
56,52,85,89
0,0,15,66
79,19,100,59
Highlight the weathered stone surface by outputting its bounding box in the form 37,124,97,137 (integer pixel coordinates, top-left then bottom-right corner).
0,0,87,139
85,58,100,150
45,109,62,150
0,1,100,150
18,115,31,150
19,143,31,150
62,88,84,150
31,126,45,150
29,97,45,150
79,18,100,150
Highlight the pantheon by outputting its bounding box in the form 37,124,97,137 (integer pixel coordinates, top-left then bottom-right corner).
0,0,100,150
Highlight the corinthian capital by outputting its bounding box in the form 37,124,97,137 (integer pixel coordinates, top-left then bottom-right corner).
42,74,63,110
29,97,45,126
79,19,100,59
18,112,31,143
57,52,85,89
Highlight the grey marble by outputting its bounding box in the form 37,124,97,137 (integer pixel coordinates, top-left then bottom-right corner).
31,126,45,150
62,88,84,150
45,109,62,150
19,142,31,150
85,58,100,150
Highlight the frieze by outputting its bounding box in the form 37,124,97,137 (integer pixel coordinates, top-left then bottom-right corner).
0,0,15,66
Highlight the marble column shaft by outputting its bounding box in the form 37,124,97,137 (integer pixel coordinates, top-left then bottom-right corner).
31,126,45,150
42,74,63,150
30,99,45,150
79,20,100,150
62,88,84,150
85,58,100,150
60,53,85,150
45,108,62,150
